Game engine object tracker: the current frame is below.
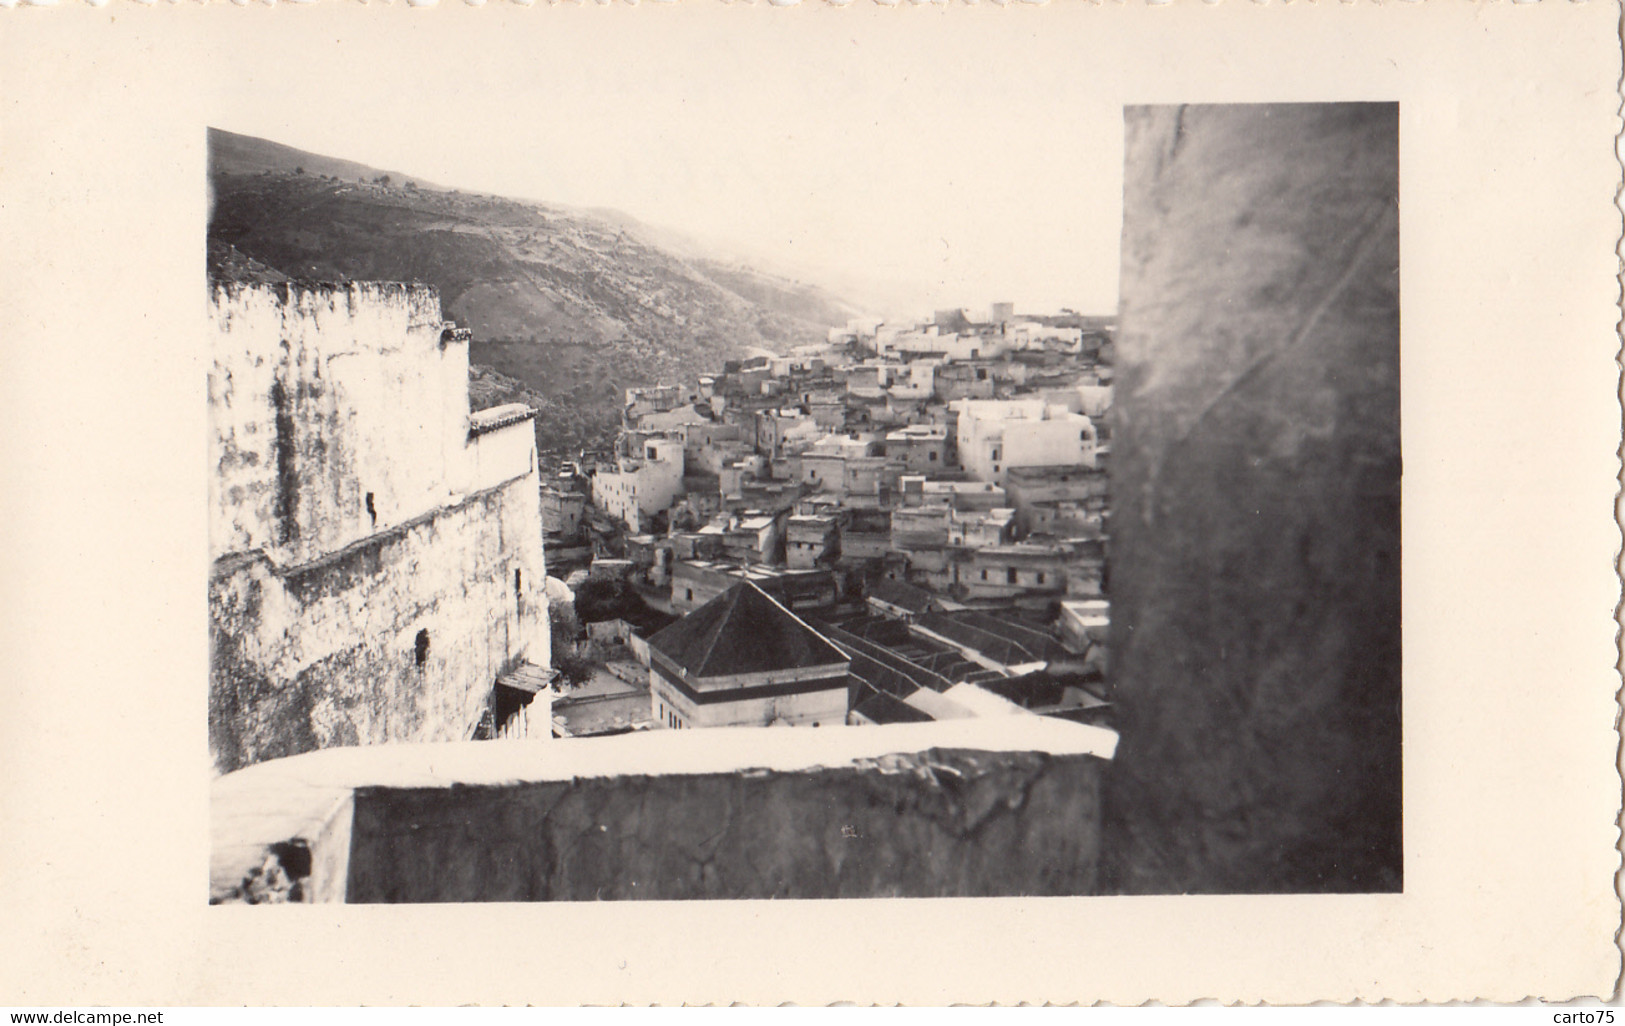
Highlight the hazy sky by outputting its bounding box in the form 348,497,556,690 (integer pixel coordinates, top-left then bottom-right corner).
204,6,1125,319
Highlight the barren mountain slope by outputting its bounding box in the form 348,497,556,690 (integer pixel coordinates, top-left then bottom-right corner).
207,128,858,451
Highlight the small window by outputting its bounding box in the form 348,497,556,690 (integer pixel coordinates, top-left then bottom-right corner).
514,568,522,593
928,451,938,462
990,447,1001,461
1036,572,1046,585
414,629,430,667
980,569,989,581
365,492,377,528
686,589,694,602
1081,430,1090,442
1007,568,1019,584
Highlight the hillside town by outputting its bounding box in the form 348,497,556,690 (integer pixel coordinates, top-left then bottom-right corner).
540,303,1116,738
206,279,1122,903
208,102,1403,905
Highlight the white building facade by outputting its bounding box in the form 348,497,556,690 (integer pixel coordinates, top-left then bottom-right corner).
591,436,684,532
954,399,1097,486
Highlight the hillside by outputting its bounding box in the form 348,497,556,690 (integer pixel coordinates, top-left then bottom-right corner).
207,128,859,451
208,128,434,188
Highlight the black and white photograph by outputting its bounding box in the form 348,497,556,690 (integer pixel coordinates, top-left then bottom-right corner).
203,99,1400,902
1,0,1619,1008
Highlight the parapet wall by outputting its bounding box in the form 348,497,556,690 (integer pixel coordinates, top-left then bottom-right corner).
209,462,548,776
210,719,1117,902
466,407,538,493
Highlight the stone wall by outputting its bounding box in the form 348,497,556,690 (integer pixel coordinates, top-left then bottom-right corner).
1104,104,1402,893
209,474,549,775
209,281,469,567
466,414,537,493
209,719,1118,903
208,281,550,776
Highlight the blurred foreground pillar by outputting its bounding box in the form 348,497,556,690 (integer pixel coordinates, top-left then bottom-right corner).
1104,104,1402,893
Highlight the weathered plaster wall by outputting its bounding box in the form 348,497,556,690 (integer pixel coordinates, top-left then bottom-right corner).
211,719,1118,903
208,282,549,776
1104,104,1401,893
209,281,470,567
210,476,549,775
346,747,1106,901
466,418,537,493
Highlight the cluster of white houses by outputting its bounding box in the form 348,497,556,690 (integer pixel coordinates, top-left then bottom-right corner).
546,302,1116,734
207,283,1116,774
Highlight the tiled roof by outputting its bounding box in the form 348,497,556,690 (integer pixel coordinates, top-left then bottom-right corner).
867,578,938,615
852,688,934,725
916,610,1071,666
979,670,1110,710
647,581,847,679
